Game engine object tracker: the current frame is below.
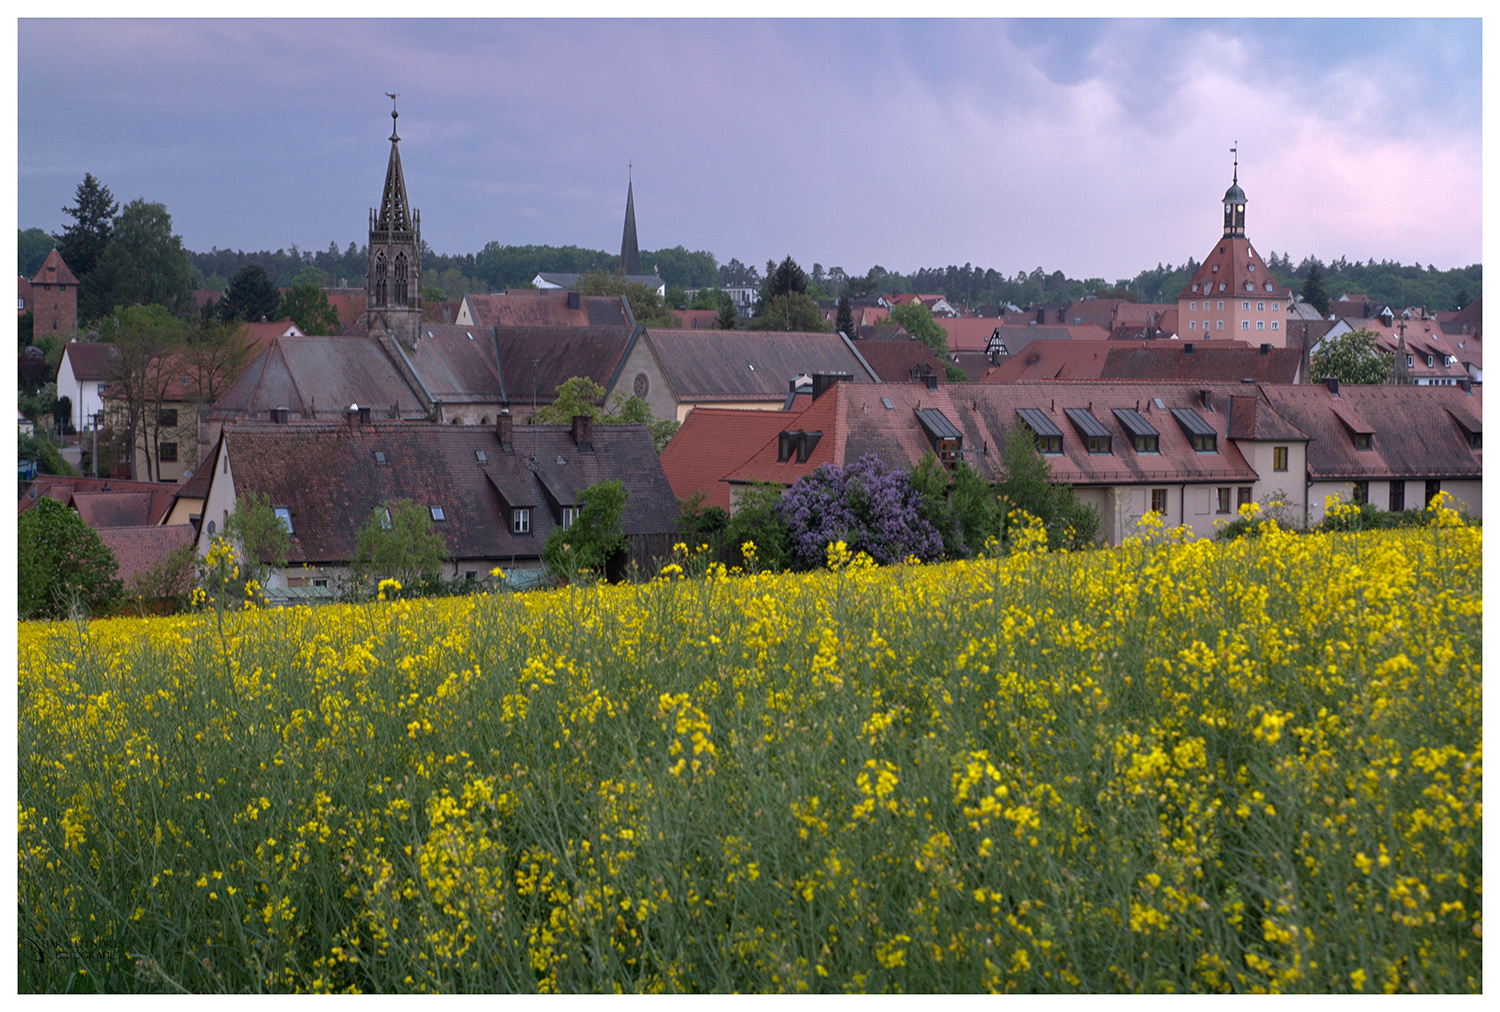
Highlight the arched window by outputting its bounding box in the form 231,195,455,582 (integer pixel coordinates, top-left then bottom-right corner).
394,252,409,307
374,251,388,305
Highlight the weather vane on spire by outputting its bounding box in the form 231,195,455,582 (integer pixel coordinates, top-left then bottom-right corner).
1231,141,1238,183
386,93,400,140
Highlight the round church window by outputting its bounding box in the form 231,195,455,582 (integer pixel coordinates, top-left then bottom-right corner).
633,373,649,397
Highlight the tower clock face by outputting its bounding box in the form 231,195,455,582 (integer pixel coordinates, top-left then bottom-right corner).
1237,205,1245,213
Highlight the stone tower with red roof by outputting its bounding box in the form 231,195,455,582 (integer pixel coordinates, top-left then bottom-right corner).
366,96,423,347
30,249,78,338
1177,151,1293,347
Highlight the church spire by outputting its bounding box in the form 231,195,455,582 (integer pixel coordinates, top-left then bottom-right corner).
377,94,412,232
620,165,641,276
368,95,422,346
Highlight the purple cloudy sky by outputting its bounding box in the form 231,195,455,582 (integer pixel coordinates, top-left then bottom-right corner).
16,18,1482,283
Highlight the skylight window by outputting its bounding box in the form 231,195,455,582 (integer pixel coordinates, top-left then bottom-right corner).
475,450,487,462
430,506,445,521
881,397,894,410
273,507,293,534
374,451,387,465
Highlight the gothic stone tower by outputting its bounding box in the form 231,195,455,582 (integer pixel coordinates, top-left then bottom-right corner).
367,98,422,346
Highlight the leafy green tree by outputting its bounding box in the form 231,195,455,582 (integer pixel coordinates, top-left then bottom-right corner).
87,199,193,319
96,304,188,482
352,499,451,590
677,490,729,550
177,318,256,409
530,375,678,452
542,479,629,582
53,173,117,280
744,292,832,332
1454,287,1470,310
836,293,855,337
127,542,197,614
18,497,122,619
641,246,720,288
887,300,967,381
18,432,77,477
1310,327,1392,386
724,483,791,572
909,453,1002,559
994,423,1100,551
218,263,280,322
276,279,342,335
19,227,54,277
224,490,291,587
576,269,678,328
1300,262,1330,317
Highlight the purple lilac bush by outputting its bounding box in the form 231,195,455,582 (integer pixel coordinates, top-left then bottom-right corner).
777,454,944,569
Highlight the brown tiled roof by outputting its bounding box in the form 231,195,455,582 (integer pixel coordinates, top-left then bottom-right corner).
983,340,1126,382
985,324,1109,357
209,335,428,422
219,420,679,566
19,275,33,311
1226,393,1310,442
18,476,178,517
658,408,794,510
324,290,368,329
949,351,998,382
490,325,640,403
853,341,947,384
1101,343,1302,384
939,318,1002,352
672,308,722,330
858,325,912,342
718,381,1263,489
1257,384,1482,481
464,290,631,329
95,524,197,587
31,249,79,286
644,329,878,403
1439,296,1481,338
1178,237,1292,302
72,489,178,529
61,341,121,381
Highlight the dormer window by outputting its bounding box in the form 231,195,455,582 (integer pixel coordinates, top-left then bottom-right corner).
1170,408,1217,453
1113,408,1159,454
1016,408,1064,455
512,508,531,534
1265,283,1274,293
1064,408,1112,455
1354,433,1372,451
1211,264,1219,273
1245,282,1254,292
1248,264,1255,272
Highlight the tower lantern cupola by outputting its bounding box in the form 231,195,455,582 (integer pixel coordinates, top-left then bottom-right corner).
1223,144,1247,238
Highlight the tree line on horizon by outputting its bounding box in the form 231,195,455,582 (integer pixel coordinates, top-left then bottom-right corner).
20,177,1482,317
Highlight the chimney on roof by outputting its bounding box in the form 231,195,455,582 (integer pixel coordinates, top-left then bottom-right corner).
568,290,581,311
811,372,851,401
1260,343,1271,356
1324,377,1340,396
571,414,594,451
497,408,513,451
347,403,362,432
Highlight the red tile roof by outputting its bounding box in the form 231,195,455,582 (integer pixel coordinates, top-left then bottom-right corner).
324,289,368,329
95,524,197,588
61,341,121,381
31,249,78,286
1178,237,1292,302
463,290,631,328
853,341,947,384
18,475,179,523
658,407,795,510
72,489,179,529
672,308,723,329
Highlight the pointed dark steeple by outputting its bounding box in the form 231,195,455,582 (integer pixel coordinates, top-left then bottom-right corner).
620,166,641,276
368,94,422,346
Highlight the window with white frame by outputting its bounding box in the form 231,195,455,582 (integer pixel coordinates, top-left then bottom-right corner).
561,506,580,529
513,508,531,534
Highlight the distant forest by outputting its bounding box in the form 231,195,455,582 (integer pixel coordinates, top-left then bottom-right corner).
18,226,1481,314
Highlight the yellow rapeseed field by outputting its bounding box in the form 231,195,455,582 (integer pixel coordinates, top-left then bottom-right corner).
18,507,1481,992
